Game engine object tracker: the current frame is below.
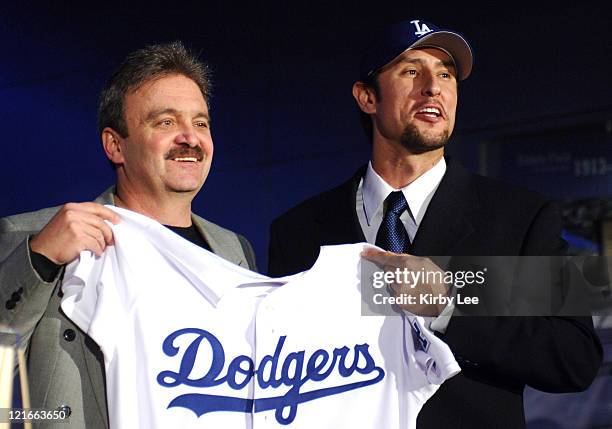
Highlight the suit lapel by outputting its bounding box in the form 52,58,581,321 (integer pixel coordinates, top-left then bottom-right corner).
80,330,109,422
316,166,367,244
93,186,116,205
410,159,479,256
312,161,480,254
192,216,245,267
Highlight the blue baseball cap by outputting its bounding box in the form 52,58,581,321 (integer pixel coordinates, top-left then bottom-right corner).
359,19,474,81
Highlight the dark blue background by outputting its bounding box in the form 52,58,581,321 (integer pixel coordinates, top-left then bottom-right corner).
1,1,611,271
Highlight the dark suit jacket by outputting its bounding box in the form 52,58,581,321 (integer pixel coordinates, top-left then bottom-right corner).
269,159,602,429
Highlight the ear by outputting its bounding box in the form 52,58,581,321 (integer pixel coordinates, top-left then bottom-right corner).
352,81,378,114
102,128,125,165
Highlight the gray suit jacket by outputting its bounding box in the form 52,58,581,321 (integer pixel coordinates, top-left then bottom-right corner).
0,187,257,428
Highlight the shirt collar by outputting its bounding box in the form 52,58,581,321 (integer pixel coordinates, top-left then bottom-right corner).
362,157,446,226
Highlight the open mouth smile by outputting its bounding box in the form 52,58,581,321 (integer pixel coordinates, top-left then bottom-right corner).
171,157,200,162
418,107,441,118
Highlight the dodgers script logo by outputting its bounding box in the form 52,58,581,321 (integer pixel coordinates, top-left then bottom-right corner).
157,328,385,425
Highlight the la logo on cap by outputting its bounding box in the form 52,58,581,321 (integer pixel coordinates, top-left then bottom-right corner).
411,20,433,37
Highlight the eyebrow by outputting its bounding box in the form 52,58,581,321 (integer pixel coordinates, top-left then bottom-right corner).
144,108,210,123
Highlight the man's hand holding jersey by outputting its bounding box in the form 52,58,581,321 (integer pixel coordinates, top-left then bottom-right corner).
362,248,451,317
30,202,121,265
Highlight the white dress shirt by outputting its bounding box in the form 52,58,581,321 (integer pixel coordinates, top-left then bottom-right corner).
356,158,454,332
356,158,446,245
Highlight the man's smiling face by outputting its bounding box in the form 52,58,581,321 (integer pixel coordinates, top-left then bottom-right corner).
114,73,213,199
371,47,458,153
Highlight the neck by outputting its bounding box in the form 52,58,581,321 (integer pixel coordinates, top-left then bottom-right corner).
371,140,444,189
114,183,193,227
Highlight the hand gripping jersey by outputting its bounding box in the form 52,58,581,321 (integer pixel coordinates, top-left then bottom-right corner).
61,207,460,428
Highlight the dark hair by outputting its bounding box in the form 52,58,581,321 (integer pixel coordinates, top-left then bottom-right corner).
97,41,212,137
357,72,381,143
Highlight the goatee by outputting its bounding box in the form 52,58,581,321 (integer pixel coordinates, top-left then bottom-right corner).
400,125,450,154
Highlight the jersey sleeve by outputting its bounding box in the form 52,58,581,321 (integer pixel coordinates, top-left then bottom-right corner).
405,314,461,384
61,250,104,333
60,245,122,360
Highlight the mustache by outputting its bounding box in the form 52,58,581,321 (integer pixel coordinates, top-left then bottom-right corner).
164,146,204,161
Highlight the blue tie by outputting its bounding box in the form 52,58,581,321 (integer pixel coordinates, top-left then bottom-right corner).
375,191,410,253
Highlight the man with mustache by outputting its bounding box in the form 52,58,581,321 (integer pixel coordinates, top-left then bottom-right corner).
0,42,256,428
268,19,602,428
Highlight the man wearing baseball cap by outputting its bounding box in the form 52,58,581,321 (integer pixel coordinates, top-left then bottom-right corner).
269,19,602,428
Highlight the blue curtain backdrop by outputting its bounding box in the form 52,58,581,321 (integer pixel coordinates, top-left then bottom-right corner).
1,2,611,428
1,1,610,271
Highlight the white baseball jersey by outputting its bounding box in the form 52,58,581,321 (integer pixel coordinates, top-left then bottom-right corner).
61,206,459,429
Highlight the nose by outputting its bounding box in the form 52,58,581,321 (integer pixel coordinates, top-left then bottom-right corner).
174,123,199,147
420,71,441,97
